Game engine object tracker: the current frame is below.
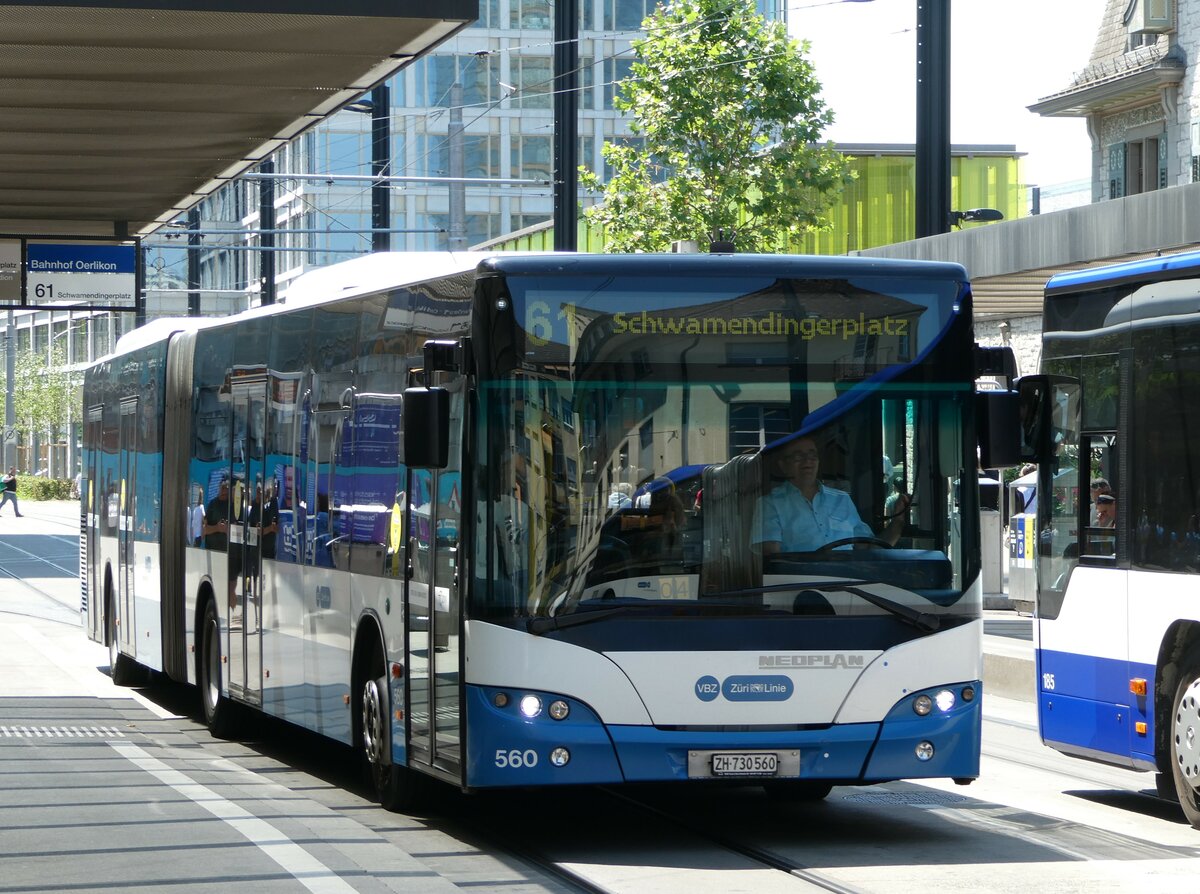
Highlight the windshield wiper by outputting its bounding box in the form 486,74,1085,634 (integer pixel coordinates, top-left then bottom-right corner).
528,605,641,635
527,600,767,635
702,580,941,633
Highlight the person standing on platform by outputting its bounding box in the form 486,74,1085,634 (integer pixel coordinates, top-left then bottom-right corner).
0,467,22,517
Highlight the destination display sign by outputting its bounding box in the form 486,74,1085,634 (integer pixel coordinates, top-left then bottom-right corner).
23,242,137,307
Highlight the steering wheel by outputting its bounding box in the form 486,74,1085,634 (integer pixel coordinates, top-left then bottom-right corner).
818,536,892,551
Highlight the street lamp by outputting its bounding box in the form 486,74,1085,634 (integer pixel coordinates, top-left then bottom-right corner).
948,208,1004,229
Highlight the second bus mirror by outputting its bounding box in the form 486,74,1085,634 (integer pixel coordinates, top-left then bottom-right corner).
1016,374,1082,466
402,386,449,469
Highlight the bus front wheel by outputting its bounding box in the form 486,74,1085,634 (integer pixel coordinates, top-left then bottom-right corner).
1170,665,1200,828
361,668,426,812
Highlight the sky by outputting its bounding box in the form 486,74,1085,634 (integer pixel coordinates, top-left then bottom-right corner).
792,0,1105,187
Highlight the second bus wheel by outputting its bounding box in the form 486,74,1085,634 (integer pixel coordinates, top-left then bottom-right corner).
198,597,241,739
106,589,140,687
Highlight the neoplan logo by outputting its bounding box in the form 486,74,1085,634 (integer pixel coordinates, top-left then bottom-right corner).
759,654,865,669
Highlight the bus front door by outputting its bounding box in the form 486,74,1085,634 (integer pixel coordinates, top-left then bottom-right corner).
117,398,137,660
406,389,463,779
229,381,267,707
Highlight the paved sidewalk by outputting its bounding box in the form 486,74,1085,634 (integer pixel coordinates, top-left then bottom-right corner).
0,498,84,624
0,497,81,527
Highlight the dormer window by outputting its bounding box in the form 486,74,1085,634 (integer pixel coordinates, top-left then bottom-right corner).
1124,0,1174,35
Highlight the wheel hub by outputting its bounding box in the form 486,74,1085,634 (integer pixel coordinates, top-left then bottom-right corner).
362,678,385,766
1175,679,1200,789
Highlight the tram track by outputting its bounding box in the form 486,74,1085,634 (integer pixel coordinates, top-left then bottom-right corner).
597,786,872,894
434,779,872,894
0,524,82,623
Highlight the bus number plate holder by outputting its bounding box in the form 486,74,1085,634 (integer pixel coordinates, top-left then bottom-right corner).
688,749,800,778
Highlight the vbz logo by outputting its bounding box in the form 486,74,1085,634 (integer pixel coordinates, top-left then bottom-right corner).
695,675,720,702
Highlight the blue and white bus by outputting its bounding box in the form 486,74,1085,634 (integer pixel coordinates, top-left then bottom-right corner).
82,251,1011,808
1025,247,1200,826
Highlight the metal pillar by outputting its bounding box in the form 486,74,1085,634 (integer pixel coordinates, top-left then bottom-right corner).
371,83,392,253
448,82,468,251
259,158,276,305
914,0,950,238
187,206,201,316
4,309,14,470
553,0,580,251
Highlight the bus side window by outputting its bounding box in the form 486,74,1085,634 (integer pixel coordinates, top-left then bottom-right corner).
1081,434,1118,560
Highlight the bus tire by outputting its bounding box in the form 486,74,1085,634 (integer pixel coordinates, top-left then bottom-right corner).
1170,660,1200,828
198,598,240,739
360,660,426,812
763,780,833,803
106,590,139,687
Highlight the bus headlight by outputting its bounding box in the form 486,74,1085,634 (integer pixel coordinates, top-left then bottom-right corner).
550,747,570,767
935,689,956,712
548,700,570,720
913,694,933,716
519,695,543,718
915,741,935,761
961,685,976,702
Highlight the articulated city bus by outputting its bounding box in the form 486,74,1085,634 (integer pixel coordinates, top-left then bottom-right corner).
82,251,1012,808
1023,248,1200,827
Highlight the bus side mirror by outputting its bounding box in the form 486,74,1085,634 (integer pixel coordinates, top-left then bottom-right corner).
401,386,449,469
1017,375,1054,464
977,390,1022,469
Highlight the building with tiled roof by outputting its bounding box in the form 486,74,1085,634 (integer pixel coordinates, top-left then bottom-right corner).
1030,0,1186,204
865,0,1200,377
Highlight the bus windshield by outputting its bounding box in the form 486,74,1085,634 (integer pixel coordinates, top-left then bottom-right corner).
473,269,978,633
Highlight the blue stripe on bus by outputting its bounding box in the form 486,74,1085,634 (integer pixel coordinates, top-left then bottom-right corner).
1036,649,1155,764
462,681,981,787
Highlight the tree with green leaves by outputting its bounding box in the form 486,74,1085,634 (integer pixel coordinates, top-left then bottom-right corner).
580,0,851,254
2,342,79,462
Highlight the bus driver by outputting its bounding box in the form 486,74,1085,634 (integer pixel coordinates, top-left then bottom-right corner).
753,436,909,555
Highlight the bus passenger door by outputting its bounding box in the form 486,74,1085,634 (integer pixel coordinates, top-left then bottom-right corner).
85,407,103,645
406,387,463,777
229,380,267,707
117,398,138,659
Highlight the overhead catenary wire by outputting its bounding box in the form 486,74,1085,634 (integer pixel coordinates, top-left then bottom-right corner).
162,5,808,242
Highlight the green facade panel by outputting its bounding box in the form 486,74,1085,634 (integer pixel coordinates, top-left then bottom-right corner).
483,150,1024,255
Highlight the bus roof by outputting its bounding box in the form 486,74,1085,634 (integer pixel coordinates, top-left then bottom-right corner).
103,251,969,363
1046,248,1200,296
476,252,968,282
282,251,485,305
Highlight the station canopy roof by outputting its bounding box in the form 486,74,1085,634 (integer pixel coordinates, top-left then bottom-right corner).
0,1,475,238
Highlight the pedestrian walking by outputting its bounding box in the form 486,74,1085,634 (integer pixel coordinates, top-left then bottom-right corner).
0,467,23,517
